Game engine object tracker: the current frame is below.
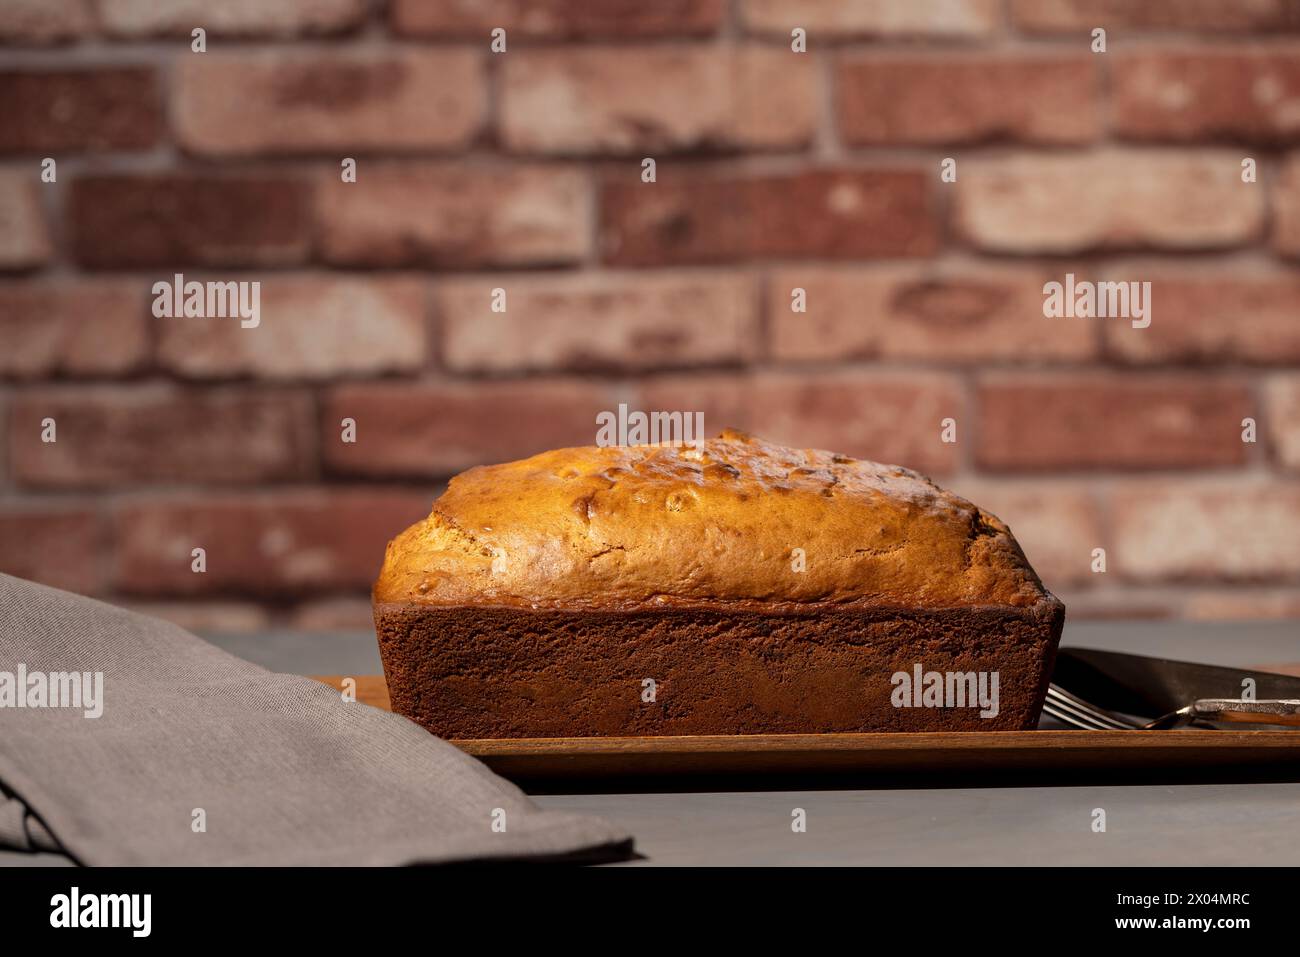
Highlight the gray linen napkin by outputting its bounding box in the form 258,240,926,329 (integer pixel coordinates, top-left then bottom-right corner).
0,573,632,865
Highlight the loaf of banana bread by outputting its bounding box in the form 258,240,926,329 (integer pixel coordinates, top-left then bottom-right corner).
373,430,1063,738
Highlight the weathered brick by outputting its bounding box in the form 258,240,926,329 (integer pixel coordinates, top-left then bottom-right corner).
838,55,1098,146
113,489,432,596
1012,0,1300,33
602,167,938,265
977,374,1253,471
768,266,1096,363
123,601,272,633
1104,270,1300,364
439,271,755,373
100,0,367,36
1183,589,1300,620
157,276,426,380
0,506,107,595
947,481,1103,588
0,0,90,44
288,596,378,631
955,151,1265,254
175,50,483,156
0,170,52,270
1053,587,1181,621
501,47,816,154
69,174,311,268
1112,480,1300,580
0,68,161,153
1273,154,1300,256
638,371,963,475
9,386,316,487
0,280,150,378
323,380,622,477
1115,49,1300,143
391,0,725,38
1265,374,1300,470
317,164,589,268
741,0,999,38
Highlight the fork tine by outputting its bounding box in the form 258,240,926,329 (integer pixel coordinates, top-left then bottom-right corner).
1045,686,1126,730
1052,686,1140,730
1044,687,1124,730
1043,694,1115,731
1044,699,1111,731
1039,697,1081,729
1045,684,1138,730
1041,691,1111,731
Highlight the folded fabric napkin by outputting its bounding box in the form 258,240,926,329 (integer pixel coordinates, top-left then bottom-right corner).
0,574,632,865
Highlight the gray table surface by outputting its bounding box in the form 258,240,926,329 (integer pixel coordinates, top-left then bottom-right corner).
6,621,1299,866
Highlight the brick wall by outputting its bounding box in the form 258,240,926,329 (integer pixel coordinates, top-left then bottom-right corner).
1,0,1299,631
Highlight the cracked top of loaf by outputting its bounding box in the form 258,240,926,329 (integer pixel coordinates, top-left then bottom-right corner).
373,429,1051,611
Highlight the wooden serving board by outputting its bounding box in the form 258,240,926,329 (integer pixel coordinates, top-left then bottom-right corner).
310,675,1300,782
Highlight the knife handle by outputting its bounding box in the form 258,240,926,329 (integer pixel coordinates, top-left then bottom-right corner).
1191,699,1300,727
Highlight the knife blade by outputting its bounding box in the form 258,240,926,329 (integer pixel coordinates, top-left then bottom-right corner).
1052,647,1300,720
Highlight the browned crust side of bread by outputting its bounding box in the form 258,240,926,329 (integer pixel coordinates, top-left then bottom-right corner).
374,598,1064,738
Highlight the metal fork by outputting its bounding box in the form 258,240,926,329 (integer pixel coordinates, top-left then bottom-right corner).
1043,684,1300,730
1042,684,1140,731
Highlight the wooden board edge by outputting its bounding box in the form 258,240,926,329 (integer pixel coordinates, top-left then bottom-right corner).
307,675,1300,756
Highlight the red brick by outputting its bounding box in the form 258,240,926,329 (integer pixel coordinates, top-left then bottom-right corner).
1104,270,1300,364
157,276,427,380
1111,480,1300,580
0,280,150,378
288,597,378,631
1273,155,1300,256
175,50,483,157
0,68,161,153
1052,587,1181,621
438,272,755,373
0,170,52,270
955,151,1265,254
946,481,1103,588
317,164,589,268
741,0,999,38
838,55,1098,146
639,371,963,475
768,266,1096,363
1115,49,1300,143
122,601,272,633
601,167,938,266
501,47,816,154
323,380,623,478
112,489,432,596
977,374,1253,471
391,0,725,38
0,505,107,595
1265,374,1300,470
9,385,315,487
0,0,90,44
1183,589,1300,620
100,0,367,36
69,174,311,269
1012,0,1300,33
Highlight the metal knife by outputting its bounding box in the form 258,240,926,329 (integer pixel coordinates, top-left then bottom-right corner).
1052,647,1300,721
